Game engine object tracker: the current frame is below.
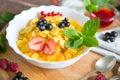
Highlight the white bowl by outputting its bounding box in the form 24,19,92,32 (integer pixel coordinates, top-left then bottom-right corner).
6,5,90,69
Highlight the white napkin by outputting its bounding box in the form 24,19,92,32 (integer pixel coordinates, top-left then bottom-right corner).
91,47,120,62
92,27,120,62
97,27,120,54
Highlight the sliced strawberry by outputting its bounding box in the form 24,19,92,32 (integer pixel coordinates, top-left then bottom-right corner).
28,35,45,51
44,39,56,55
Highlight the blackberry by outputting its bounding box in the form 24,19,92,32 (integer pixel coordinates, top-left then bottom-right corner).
16,72,24,78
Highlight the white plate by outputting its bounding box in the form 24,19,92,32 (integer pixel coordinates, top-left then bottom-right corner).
96,27,120,55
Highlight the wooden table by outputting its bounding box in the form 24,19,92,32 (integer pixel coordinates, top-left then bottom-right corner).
0,0,120,80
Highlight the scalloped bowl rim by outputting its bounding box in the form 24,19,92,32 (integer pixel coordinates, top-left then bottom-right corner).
6,5,90,68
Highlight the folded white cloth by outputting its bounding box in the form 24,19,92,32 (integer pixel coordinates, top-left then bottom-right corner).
91,47,120,62
92,27,120,62
97,27,120,55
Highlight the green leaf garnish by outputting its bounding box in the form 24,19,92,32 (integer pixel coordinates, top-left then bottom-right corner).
84,0,112,12
64,28,82,39
83,36,98,47
0,12,15,22
63,18,100,48
0,12,15,25
82,18,100,36
0,33,7,53
84,0,98,12
91,0,110,6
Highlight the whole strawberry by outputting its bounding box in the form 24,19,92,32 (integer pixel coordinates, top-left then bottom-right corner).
95,73,106,80
0,58,8,69
8,62,18,72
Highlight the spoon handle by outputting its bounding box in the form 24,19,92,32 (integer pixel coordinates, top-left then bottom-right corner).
81,70,96,80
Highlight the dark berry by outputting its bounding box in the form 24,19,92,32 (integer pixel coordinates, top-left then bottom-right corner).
22,77,29,80
41,19,47,24
8,62,19,72
12,76,19,80
64,18,68,22
65,22,70,27
0,58,8,69
59,22,65,28
111,31,118,37
46,23,53,30
16,72,24,78
103,32,111,41
105,32,111,37
36,21,44,27
95,73,106,80
39,25,46,31
110,36,115,42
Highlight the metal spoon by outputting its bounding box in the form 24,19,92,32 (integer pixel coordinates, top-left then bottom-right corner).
81,56,117,80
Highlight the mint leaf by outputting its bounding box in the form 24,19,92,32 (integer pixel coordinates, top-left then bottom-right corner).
66,37,83,48
83,36,98,47
85,4,98,12
73,37,83,48
0,12,15,22
66,39,74,48
84,0,98,12
82,18,100,37
64,28,82,39
91,0,110,6
64,18,99,48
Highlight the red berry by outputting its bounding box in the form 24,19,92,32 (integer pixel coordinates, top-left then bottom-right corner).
51,11,55,16
95,73,106,80
40,11,45,15
47,12,51,16
59,13,62,16
8,62,19,72
0,58,8,69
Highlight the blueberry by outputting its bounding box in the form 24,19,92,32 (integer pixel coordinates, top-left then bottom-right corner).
41,19,47,24
59,22,65,28
103,32,111,41
39,25,46,31
46,23,53,30
111,31,118,37
110,36,115,42
36,21,44,27
12,76,19,80
22,77,29,80
65,22,70,27
16,72,24,78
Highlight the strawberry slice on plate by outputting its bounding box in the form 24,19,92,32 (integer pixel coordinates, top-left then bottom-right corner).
44,39,56,55
28,35,45,51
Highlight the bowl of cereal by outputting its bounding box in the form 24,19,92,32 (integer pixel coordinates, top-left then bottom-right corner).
6,5,96,69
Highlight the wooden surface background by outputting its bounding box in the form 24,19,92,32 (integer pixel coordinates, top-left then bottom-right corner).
0,0,120,80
